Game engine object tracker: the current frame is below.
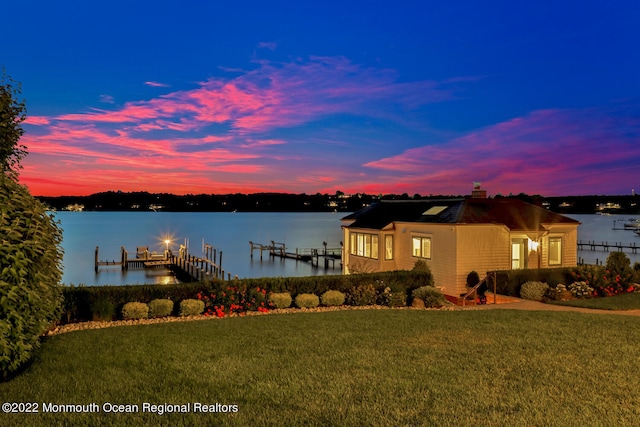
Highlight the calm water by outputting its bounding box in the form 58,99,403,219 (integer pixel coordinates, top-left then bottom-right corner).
567,214,640,266
55,212,640,286
56,211,345,285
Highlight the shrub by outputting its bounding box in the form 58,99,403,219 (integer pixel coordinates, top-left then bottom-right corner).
412,260,434,287
295,293,320,308
520,281,549,301
148,299,174,317
545,284,568,301
466,271,480,287
567,281,594,298
321,290,346,306
411,286,447,308
377,286,406,307
346,283,377,306
179,299,205,316
90,297,116,321
606,252,631,274
268,292,292,309
0,177,64,379
122,302,149,320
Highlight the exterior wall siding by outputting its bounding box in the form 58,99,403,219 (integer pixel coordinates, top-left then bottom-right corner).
392,222,458,295
455,225,512,296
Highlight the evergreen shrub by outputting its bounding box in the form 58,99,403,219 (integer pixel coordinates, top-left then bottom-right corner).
346,283,377,306
412,286,447,308
148,299,174,317
295,293,320,308
122,302,149,320
520,281,549,301
606,252,631,274
377,286,406,307
90,297,116,321
0,178,64,379
179,299,205,316
268,292,292,309
320,290,345,306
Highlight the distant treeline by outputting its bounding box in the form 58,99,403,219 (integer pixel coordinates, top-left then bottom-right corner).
36,191,639,214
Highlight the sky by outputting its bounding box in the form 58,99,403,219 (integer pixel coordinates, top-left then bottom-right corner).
2,0,639,197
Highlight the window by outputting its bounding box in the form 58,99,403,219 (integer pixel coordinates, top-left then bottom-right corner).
349,232,379,259
511,238,527,269
412,236,431,259
549,237,562,265
384,235,393,260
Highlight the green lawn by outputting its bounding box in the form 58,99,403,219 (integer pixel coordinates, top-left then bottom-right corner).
1,309,640,426
549,291,640,310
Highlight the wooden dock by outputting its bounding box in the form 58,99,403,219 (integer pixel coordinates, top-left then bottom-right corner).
249,240,342,269
577,240,640,254
94,242,237,282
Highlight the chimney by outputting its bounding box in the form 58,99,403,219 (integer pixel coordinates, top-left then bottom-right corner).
471,182,487,198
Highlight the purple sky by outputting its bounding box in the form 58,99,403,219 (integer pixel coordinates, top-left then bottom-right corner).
3,0,639,196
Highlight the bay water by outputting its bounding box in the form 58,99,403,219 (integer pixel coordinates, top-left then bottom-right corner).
55,212,640,286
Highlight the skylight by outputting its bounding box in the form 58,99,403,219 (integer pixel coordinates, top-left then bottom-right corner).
423,206,448,215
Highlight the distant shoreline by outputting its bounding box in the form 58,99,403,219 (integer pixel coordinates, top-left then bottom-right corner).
36,191,640,215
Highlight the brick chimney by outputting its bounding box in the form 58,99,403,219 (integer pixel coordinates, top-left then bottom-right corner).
471,182,487,198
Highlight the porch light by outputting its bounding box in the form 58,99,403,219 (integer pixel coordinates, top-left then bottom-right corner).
528,239,539,251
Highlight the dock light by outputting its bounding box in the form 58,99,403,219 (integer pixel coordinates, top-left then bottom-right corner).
164,239,171,250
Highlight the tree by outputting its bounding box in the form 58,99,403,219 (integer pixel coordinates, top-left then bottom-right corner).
0,70,27,180
0,73,63,379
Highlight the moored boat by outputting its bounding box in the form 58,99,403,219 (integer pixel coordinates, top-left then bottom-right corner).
624,219,640,229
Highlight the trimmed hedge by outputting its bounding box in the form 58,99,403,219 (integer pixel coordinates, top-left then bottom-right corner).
179,299,205,316
488,268,577,297
268,292,292,309
148,299,174,317
122,302,149,320
60,271,432,324
321,290,346,306
295,293,320,308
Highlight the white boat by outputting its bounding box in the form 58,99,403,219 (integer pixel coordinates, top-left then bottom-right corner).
624,219,640,229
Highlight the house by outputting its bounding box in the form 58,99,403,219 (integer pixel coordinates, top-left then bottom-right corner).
341,188,580,297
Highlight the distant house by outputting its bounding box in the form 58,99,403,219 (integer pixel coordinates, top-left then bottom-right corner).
341,188,580,297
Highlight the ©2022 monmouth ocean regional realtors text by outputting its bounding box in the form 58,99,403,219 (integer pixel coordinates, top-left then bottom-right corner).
2,402,239,414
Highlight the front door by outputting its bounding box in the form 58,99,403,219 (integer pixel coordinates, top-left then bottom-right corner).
511,238,528,269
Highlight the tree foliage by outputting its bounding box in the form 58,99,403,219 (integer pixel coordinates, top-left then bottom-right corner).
1,179,64,378
0,70,27,180
0,73,64,379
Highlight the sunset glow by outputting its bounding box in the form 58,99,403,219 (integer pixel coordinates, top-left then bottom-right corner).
4,1,639,197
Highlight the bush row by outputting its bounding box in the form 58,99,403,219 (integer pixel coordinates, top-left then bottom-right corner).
61,270,433,323
121,299,206,319
489,253,640,298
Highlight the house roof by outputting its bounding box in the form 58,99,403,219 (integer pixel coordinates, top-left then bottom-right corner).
342,198,580,231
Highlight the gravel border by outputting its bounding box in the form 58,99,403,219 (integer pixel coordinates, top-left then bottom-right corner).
45,304,457,336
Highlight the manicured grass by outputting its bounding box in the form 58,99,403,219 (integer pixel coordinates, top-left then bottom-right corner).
1,310,640,426
549,291,640,310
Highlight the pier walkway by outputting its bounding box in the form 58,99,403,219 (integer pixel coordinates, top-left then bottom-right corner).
249,240,342,269
95,242,237,282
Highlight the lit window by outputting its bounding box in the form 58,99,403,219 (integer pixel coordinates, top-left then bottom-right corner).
385,235,393,260
371,235,379,260
412,236,431,259
349,232,379,259
549,237,562,265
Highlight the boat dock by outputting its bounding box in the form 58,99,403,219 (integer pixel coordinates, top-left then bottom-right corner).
249,240,342,269
577,240,639,254
94,242,237,281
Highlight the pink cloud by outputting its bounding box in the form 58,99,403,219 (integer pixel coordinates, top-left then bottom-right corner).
24,116,50,125
144,81,170,87
364,108,640,196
